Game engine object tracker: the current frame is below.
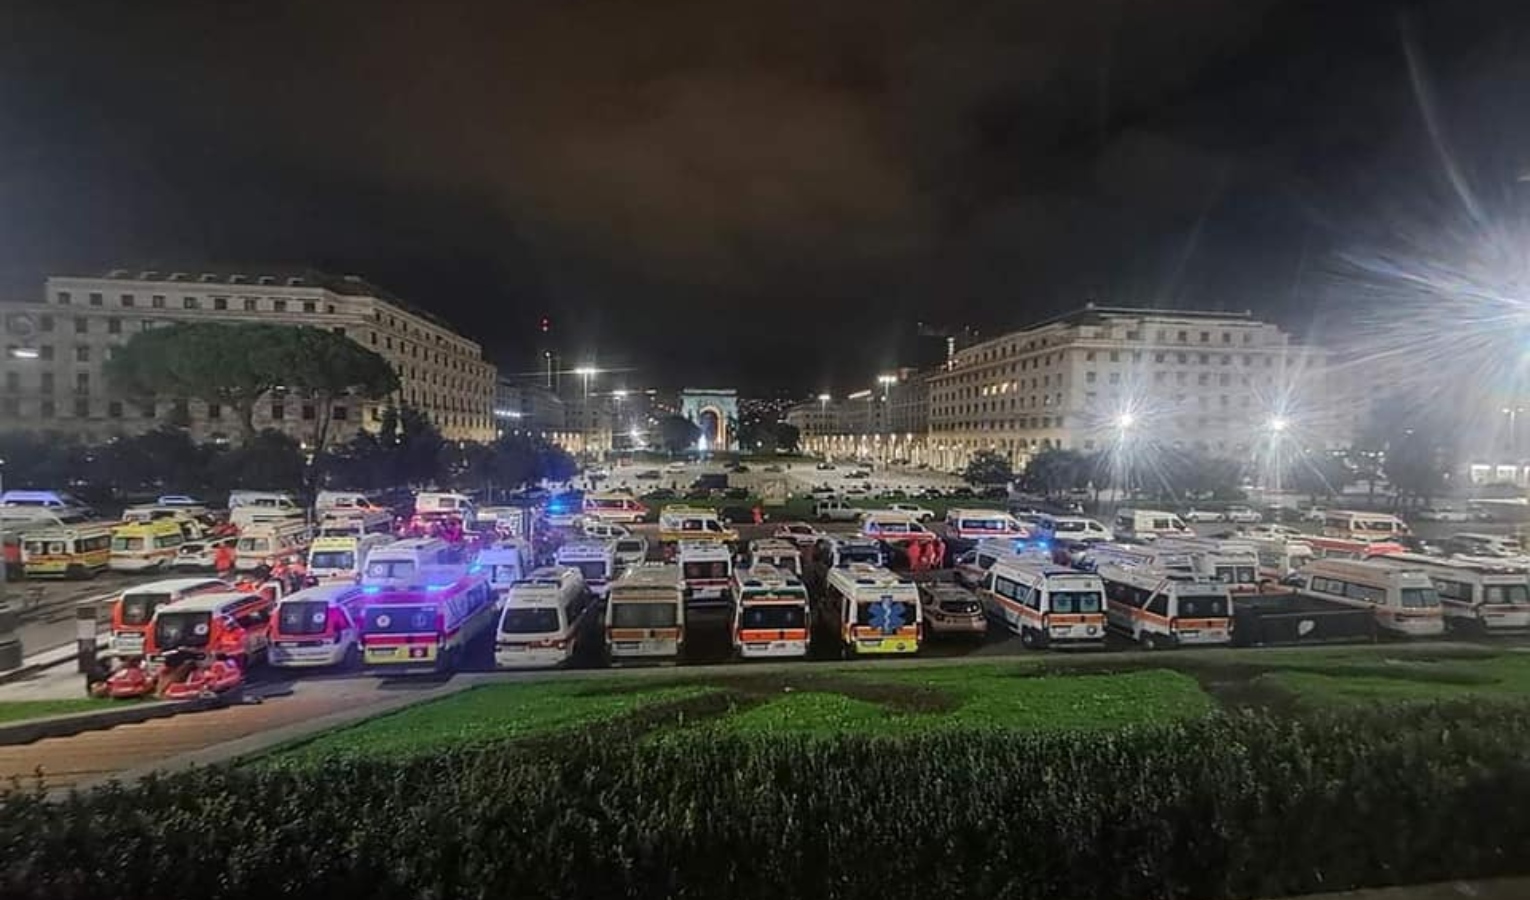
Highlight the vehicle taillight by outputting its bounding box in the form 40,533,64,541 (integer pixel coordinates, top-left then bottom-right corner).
676,625,686,646
1041,613,1050,630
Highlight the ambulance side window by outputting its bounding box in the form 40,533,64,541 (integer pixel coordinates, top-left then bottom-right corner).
1146,594,1169,618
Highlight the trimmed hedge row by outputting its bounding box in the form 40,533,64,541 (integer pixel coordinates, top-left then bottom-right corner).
5,701,1530,899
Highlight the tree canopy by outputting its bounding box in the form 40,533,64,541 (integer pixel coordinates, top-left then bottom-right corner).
963,450,1014,487
657,415,702,455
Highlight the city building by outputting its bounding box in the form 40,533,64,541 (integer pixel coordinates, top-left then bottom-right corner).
494,378,567,437
925,304,1338,471
0,268,497,443
790,368,932,465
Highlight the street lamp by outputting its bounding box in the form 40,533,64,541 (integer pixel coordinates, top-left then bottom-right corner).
574,366,597,399
1114,412,1136,431
1269,416,1289,434
6,347,39,360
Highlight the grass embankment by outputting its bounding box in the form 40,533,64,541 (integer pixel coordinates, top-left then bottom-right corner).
0,699,108,725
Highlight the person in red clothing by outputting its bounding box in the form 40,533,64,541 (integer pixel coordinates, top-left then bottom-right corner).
907,539,924,573
213,542,236,579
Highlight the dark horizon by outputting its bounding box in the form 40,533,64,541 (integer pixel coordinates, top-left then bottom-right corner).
5,0,1530,393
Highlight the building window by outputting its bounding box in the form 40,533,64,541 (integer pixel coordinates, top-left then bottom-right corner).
108,401,122,419
370,332,378,346
39,399,54,418
371,407,381,422
243,298,258,312
208,402,221,419
1219,373,1231,386
333,405,348,421
1085,351,1095,362
332,327,346,337
273,299,287,313
140,402,155,419
1199,331,1210,343
88,292,103,306
38,315,53,333
1198,353,1209,365
75,372,89,393
120,294,135,307
108,318,122,334
303,300,317,314
1085,371,1096,384
271,402,285,420
1108,372,1120,385
1109,351,1119,362
1,398,15,417
1222,332,1231,344
214,297,228,311
74,317,87,334
4,372,17,392
56,291,71,305
1198,373,1210,386
184,296,199,310
38,345,52,360
302,404,316,420
75,345,90,363
152,294,166,309
1177,330,1187,342
73,398,89,418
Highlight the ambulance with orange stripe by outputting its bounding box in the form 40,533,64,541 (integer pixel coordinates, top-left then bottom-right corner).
729,564,811,659
821,563,922,656
1097,563,1234,650
979,556,1106,650
357,572,496,674
605,563,686,664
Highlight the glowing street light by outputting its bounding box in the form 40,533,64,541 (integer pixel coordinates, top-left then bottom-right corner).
6,347,39,360
1269,416,1290,434
1114,412,1136,431
574,366,597,399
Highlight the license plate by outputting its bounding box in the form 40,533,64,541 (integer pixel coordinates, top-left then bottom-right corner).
615,642,639,651
1050,625,1072,635
1180,629,1200,637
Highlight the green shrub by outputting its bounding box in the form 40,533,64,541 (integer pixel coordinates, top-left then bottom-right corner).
5,701,1530,899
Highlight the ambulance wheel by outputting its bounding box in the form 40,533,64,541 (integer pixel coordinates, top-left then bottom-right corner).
840,642,853,661
1020,628,1038,650
1140,632,1160,651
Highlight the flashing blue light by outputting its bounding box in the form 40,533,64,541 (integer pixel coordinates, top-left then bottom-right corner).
426,583,452,592
1035,541,1050,551
362,585,382,594
468,564,483,574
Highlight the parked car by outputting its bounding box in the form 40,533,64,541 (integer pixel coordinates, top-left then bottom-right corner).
718,505,759,525
763,465,784,473
582,520,631,541
613,535,649,567
809,486,838,500
885,503,935,522
773,522,826,546
918,487,946,500
880,489,908,500
816,462,836,471
664,461,688,473
979,487,1008,500
634,469,663,481
641,488,678,502
1224,505,1263,524
815,499,862,522
844,487,870,499
948,487,975,499
1240,523,1305,540
1414,506,1471,523
722,487,750,500
918,581,986,639
1302,506,1327,522
1182,508,1225,523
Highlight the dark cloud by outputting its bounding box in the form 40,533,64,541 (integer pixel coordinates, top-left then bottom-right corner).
2,0,1528,389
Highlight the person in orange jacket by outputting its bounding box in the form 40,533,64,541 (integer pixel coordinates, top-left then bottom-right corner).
213,542,236,579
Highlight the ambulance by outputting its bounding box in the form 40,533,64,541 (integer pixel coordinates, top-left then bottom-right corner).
730,564,811,659
605,563,686,664
979,556,1107,650
306,533,394,582
555,539,617,598
475,538,534,599
819,563,922,656
268,583,370,668
109,519,187,572
1097,563,1234,649
494,566,591,669
358,572,496,673
658,505,737,545
678,540,733,608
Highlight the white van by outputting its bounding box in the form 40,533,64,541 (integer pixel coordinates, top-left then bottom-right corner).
122,504,210,524
678,540,733,608
748,538,803,576
235,520,314,571
268,583,369,668
820,564,922,656
955,537,1052,588
1321,510,1409,541
315,491,387,514
582,492,648,524
555,539,618,597
980,557,1107,649
730,564,811,659
658,505,738,544
613,535,650,567
475,538,534,598
306,532,394,582
1152,537,1261,591
414,492,476,520
317,507,393,536
0,506,92,529
1246,536,1316,580
360,537,462,589
228,491,304,530
944,508,1028,546
1113,509,1191,541
1299,559,1444,637
1036,515,1113,544
1369,553,1530,633
495,566,591,668
1097,564,1234,649
605,563,686,663
0,489,87,509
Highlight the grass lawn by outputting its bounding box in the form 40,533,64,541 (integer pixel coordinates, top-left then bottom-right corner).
0,699,109,725
270,681,711,764
1256,652,1530,707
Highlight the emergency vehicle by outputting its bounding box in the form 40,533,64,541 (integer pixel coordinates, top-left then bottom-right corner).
475,538,534,598
110,578,229,656
268,583,370,668
582,492,648,524
234,520,314,571
678,540,733,608
658,505,737,545
1298,559,1446,638
979,557,1106,649
1246,535,1316,580
1112,508,1192,541
748,538,803,576
1369,553,1530,633
943,509,1029,548
1097,563,1235,649
317,507,393,536
20,524,112,579
730,564,811,659
605,563,686,664
227,491,304,530
494,566,590,669
1304,535,1407,562
315,491,387,514
360,538,462,589
1321,510,1409,541
555,539,617,598
307,533,394,582
820,564,922,657
146,590,276,667
109,519,187,572
358,572,496,673
955,537,1055,588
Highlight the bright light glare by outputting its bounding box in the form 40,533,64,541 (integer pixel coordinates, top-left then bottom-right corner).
817,393,831,402
574,366,596,376
1269,416,1290,433
1114,413,1136,430
8,347,39,360
877,374,897,385
612,389,628,398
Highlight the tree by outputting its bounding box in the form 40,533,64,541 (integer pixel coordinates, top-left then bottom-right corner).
774,422,801,454
209,429,304,492
657,415,701,455
105,322,293,443
1286,452,1353,503
1357,394,1458,506
99,427,211,494
284,327,399,471
1020,448,1088,496
963,450,1014,488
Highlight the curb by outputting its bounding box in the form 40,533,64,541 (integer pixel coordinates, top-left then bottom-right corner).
0,694,225,747
0,634,112,687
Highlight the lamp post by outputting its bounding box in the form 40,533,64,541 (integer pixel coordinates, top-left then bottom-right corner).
817,394,831,457
1267,415,1290,494
573,366,596,456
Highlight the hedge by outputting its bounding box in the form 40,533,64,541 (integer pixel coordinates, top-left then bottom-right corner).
4,701,1530,899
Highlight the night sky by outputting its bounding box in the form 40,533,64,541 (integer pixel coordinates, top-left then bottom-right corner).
4,0,1529,392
